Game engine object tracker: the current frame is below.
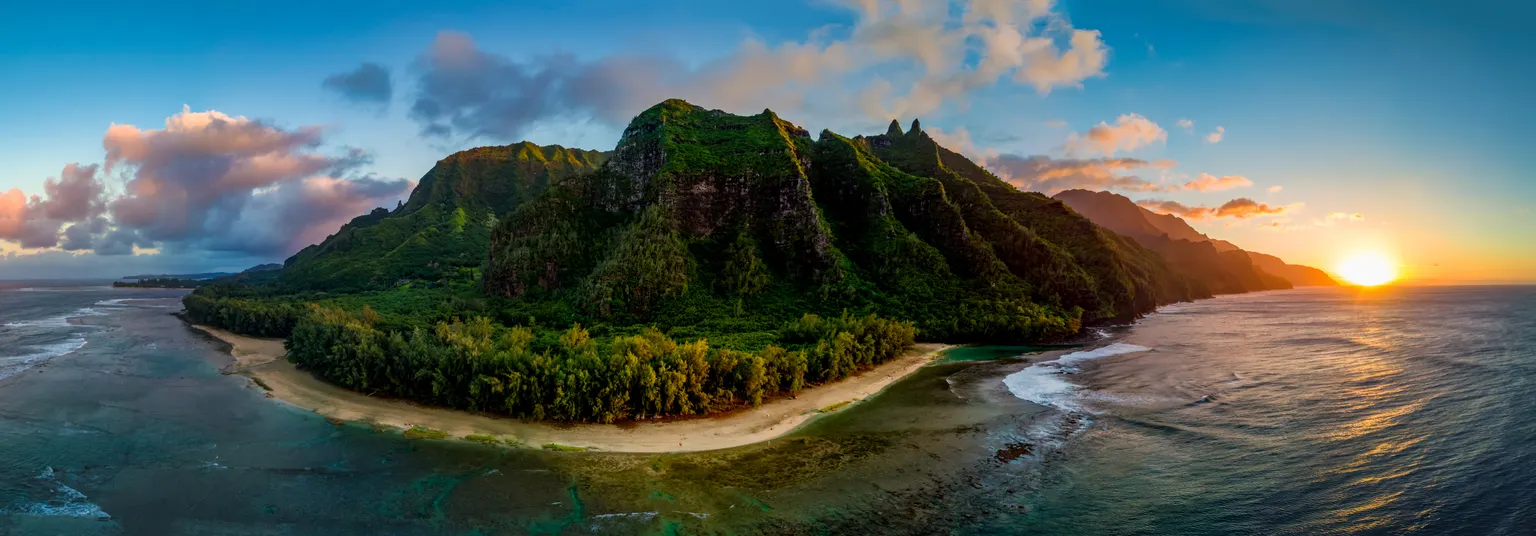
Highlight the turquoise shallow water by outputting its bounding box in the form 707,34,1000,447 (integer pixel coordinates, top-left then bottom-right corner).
1,283,1532,534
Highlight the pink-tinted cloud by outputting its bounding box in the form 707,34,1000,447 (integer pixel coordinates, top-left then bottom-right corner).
99,107,410,254
1216,197,1292,218
990,155,1175,194
0,164,111,249
1137,199,1214,220
1138,197,1298,221
2,107,412,257
0,189,28,239
1181,173,1252,191
1064,114,1167,156
1204,126,1225,144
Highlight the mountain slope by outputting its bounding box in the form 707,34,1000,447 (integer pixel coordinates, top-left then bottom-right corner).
280,142,607,291
1053,189,1332,288
865,121,1206,319
486,100,1090,342
1246,251,1337,286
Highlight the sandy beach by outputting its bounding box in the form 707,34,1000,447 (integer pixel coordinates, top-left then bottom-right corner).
188,323,950,453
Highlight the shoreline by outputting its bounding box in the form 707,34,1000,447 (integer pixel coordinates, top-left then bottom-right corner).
186,323,952,453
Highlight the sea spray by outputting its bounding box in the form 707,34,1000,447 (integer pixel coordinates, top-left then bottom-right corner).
1002,343,1151,411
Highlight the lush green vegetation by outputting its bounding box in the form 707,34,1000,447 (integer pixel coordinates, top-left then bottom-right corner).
281,143,607,292
182,98,1288,425
285,304,914,423
403,425,450,439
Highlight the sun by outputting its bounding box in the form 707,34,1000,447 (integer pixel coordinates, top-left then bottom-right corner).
1336,252,1399,286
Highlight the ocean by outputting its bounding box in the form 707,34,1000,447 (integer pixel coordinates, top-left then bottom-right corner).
0,283,1531,534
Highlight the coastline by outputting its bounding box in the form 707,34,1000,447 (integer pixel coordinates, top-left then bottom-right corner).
187,323,951,453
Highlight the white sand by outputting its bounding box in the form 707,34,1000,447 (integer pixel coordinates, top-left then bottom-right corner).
190,324,949,453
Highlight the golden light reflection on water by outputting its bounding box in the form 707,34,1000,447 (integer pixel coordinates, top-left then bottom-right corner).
1317,401,1424,442
1332,490,1404,518
1329,490,1407,534
1350,467,1419,486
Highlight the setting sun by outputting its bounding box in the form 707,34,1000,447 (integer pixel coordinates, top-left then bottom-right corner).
1337,252,1399,286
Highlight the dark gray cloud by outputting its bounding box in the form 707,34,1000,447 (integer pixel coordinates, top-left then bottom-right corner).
322,62,393,107
408,33,609,140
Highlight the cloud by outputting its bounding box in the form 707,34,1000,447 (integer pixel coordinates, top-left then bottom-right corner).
990,155,1175,194
1267,185,1283,193
401,0,1113,141
1204,126,1225,144
1257,218,1309,232
1304,212,1365,228
322,62,393,108
0,107,413,259
1181,173,1252,191
1064,113,1166,156
0,164,111,249
1176,118,1194,131
1013,29,1110,94
1137,199,1214,220
1214,197,1291,218
926,126,996,163
1138,197,1298,220
1043,119,1067,128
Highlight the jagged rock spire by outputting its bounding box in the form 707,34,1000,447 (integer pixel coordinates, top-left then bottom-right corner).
909,118,922,134
886,119,903,137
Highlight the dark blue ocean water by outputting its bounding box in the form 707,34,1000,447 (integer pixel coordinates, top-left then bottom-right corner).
0,283,1532,535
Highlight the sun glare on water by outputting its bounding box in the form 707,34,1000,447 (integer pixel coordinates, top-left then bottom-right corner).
1336,252,1399,286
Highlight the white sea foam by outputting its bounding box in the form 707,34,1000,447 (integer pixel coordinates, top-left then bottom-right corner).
95,298,176,308
591,512,659,521
0,337,88,380
19,467,111,519
3,307,107,328
1002,343,1150,410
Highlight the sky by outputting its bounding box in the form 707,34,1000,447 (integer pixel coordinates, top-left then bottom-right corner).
1,0,1531,283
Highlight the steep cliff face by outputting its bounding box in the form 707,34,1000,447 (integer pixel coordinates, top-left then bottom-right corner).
486,100,842,318
281,142,606,291
865,121,1202,320
485,101,1090,341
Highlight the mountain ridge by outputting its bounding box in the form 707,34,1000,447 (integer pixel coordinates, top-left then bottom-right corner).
1053,189,1335,287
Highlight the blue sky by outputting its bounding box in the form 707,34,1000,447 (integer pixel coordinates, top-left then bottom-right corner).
0,0,1531,281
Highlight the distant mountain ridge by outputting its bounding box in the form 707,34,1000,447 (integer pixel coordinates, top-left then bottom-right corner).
1053,189,1336,287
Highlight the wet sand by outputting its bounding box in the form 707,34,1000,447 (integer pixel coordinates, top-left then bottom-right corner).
188,323,951,453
